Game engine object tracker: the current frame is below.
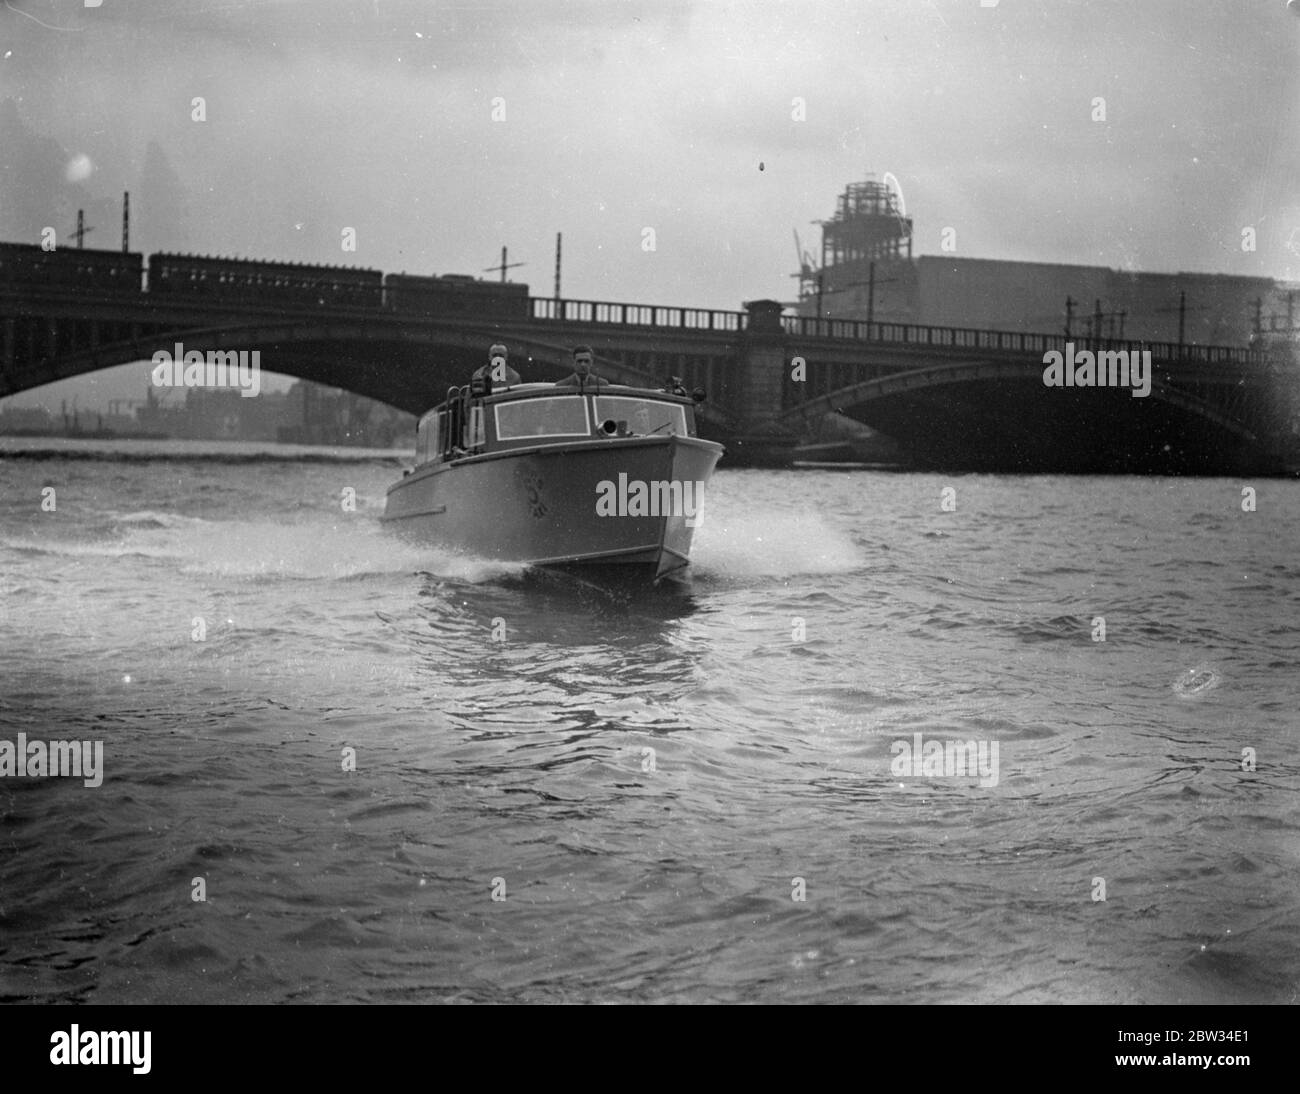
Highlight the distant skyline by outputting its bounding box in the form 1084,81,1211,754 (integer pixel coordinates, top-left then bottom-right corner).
2,0,1298,411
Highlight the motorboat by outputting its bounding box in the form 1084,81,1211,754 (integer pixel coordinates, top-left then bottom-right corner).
383,378,724,580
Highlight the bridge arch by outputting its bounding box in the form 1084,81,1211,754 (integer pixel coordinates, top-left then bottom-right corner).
18,318,733,428
783,358,1257,442
781,358,1262,472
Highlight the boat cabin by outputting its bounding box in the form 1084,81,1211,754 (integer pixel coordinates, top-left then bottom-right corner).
414,383,701,466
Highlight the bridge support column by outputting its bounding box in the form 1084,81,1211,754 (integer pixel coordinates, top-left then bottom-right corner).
729,299,799,467
1264,343,1300,470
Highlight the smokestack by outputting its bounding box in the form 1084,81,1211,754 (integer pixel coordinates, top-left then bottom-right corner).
122,191,130,253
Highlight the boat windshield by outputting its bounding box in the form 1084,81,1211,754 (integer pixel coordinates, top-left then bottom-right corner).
494,395,591,440
593,396,687,437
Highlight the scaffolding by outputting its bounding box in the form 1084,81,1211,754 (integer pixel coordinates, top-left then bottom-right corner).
823,177,911,263
796,177,914,309
795,176,909,302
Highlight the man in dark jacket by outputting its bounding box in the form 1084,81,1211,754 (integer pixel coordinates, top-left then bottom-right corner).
472,343,521,392
555,345,609,391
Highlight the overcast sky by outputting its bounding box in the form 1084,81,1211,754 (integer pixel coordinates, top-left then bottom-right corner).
2,0,1298,408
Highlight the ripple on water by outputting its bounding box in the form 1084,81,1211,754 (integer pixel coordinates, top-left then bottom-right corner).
1171,662,1221,699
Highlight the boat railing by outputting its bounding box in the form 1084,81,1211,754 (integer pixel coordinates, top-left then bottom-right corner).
439,384,486,459
442,385,462,460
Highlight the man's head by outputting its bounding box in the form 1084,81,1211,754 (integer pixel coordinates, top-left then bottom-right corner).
573,345,594,377
488,343,509,383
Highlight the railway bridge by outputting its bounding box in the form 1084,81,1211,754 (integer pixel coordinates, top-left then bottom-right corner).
1,244,1295,472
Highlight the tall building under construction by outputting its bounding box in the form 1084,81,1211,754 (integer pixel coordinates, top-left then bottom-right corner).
796,178,912,320
796,177,1297,348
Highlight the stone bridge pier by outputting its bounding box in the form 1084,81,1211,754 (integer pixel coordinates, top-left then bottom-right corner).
726,299,799,466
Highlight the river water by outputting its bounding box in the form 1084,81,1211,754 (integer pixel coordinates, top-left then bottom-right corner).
1,438,1297,1004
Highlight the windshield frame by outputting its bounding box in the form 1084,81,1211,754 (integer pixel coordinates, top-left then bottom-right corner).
492,394,592,441
592,395,688,437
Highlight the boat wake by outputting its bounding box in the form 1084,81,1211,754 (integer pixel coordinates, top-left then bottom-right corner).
690,507,864,580
4,514,440,582
4,497,864,589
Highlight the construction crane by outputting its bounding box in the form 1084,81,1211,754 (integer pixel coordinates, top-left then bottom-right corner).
791,226,832,317
792,229,818,289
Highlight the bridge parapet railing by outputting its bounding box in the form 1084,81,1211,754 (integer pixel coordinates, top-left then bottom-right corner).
781,315,1264,366
531,297,743,332
523,297,1262,365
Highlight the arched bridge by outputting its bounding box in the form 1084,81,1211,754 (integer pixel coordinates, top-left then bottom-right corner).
775,321,1294,473
1,245,1293,471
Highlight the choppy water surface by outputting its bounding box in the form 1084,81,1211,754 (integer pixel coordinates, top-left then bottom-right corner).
1,439,1297,1003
